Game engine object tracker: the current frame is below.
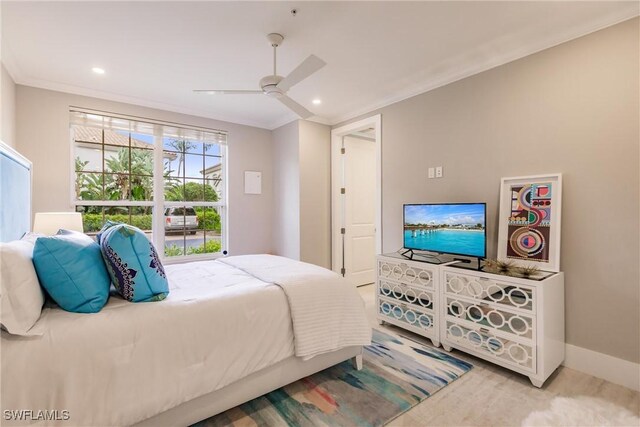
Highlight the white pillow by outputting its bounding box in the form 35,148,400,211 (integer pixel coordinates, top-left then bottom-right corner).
0,238,45,335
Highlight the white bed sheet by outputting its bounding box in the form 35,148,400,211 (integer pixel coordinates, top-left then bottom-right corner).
1,260,294,426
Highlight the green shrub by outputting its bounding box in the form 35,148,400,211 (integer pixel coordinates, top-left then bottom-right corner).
195,210,221,232
164,240,221,257
81,213,153,232
82,214,104,232
164,245,185,257
187,240,222,255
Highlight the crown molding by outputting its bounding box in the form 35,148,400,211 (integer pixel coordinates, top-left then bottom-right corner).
4,41,323,131
12,75,278,130
269,114,331,131
4,7,637,131
327,8,639,127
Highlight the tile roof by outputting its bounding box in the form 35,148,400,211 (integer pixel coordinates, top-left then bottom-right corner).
74,126,152,149
74,126,177,159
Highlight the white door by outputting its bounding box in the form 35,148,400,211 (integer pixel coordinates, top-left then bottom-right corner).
342,136,376,286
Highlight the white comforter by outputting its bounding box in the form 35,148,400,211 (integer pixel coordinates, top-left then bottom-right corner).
1,256,366,426
219,255,371,359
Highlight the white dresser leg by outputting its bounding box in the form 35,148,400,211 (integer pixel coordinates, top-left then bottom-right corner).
529,377,544,388
442,344,452,352
430,339,440,347
377,319,385,325
352,354,363,371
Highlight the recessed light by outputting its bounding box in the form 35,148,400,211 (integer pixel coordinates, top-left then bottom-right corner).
92,67,105,75
312,99,322,105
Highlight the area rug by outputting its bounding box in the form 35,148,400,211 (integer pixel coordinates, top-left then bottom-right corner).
193,329,472,427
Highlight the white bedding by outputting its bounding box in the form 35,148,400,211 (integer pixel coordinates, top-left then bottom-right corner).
2,259,296,426
219,255,372,359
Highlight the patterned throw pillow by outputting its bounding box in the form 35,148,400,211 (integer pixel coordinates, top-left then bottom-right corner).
96,220,121,244
99,224,169,302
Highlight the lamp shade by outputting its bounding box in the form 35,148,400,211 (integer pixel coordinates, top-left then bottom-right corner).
33,212,84,235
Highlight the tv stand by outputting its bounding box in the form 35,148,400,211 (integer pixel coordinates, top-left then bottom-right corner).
452,257,482,270
399,248,442,263
399,248,414,259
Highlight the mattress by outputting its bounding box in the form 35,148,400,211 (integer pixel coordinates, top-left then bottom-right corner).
1,260,295,426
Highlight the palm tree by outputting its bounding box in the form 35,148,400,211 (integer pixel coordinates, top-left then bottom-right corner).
167,139,196,178
104,148,154,201
75,157,103,201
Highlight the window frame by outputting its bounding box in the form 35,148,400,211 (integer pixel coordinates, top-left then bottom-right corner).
69,109,228,263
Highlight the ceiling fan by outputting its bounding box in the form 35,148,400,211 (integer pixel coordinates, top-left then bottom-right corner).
194,33,326,119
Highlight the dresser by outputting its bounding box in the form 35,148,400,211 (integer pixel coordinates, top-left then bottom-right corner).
376,253,442,347
376,253,565,387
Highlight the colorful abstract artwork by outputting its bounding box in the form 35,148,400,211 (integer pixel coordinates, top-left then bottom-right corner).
506,183,553,262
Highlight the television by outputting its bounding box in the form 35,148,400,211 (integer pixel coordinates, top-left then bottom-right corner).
403,203,486,258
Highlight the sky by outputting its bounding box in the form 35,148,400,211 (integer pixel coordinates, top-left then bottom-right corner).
121,132,222,179
404,203,485,226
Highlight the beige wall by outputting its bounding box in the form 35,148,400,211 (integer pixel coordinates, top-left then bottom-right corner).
1,64,16,147
15,85,274,255
272,120,331,267
272,120,301,260
335,18,640,363
299,120,331,269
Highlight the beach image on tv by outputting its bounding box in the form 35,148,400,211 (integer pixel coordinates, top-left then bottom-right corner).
404,203,486,257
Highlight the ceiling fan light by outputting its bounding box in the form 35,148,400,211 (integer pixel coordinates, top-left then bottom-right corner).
264,88,284,98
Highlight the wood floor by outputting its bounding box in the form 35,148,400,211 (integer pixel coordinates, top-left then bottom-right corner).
357,284,640,426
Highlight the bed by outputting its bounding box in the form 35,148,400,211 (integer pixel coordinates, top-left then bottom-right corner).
0,144,371,426
2,255,370,426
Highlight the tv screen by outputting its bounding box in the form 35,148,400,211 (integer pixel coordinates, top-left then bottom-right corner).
403,203,486,258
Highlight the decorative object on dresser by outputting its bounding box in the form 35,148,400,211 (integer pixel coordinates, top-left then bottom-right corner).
376,253,441,347
376,253,565,388
498,174,563,272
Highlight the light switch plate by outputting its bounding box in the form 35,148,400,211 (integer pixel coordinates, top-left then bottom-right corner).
428,167,435,179
435,166,443,178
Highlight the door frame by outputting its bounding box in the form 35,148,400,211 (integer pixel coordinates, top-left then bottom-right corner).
331,114,382,275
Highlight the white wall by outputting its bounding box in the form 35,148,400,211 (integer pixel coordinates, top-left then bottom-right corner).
15,85,274,255
1,64,16,147
272,120,300,259
299,120,331,269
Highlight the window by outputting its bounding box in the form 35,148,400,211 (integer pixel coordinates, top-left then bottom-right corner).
71,110,227,261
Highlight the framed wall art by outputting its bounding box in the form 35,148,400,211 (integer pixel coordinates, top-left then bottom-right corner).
497,174,562,272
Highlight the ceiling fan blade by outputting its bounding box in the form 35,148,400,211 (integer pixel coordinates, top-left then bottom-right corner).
278,95,314,119
193,90,263,95
277,55,326,92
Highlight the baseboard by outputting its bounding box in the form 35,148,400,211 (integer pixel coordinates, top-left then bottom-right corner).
563,344,640,391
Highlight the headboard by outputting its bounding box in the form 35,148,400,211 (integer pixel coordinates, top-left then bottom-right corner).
0,141,32,243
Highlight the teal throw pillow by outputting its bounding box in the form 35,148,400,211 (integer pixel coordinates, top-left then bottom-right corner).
32,230,111,313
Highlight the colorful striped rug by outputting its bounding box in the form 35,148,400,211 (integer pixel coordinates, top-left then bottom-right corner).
194,329,472,427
